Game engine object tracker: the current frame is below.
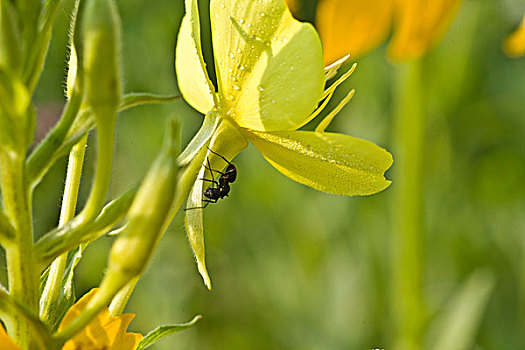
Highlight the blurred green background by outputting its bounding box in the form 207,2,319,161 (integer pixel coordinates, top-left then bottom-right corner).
24,0,525,348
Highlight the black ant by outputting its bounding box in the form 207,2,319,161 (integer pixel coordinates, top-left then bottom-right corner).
185,147,237,210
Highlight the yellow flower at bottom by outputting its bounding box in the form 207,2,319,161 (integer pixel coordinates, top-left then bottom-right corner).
59,289,143,350
0,326,22,350
503,13,525,57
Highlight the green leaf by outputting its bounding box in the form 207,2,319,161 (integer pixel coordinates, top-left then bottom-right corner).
119,92,181,111
245,129,392,196
175,0,216,114
209,0,324,131
35,187,138,269
136,315,202,350
39,248,84,332
426,270,495,350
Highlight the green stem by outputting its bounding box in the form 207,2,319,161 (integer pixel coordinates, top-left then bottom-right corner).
108,277,139,316
0,152,39,349
40,135,87,325
78,119,115,222
392,59,427,350
26,87,83,187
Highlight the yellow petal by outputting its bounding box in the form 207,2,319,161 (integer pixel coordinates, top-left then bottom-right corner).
245,129,393,196
59,289,143,350
175,0,217,114
185,119,248,290
503,14,525,58
388,0,463,61
185,157,210,289
316,0,393,64
210,0,324,131
0,326,22,350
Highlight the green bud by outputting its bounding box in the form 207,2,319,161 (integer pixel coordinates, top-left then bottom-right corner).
82,0,121,120
65,0,83,99
107,119,180,280
0,0,22,71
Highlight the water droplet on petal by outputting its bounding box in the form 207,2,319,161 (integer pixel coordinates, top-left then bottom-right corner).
233,84,241,91
258,86,264,92
239,18,245,24
228,52,234,59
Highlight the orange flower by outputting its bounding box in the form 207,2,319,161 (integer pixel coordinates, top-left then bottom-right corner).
58,289,143,350
289,0,463,64
503,13,525,58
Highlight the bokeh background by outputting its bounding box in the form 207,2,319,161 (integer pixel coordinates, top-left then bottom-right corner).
15,0,525,348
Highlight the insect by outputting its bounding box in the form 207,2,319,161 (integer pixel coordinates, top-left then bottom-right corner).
185,147,237,210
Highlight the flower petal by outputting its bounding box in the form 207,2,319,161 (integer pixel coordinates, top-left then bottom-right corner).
210,0,324,131
503,13,525,58
245,130,393,196
185,161,210,289
59,289,143,350
175,0,217,114
316,0,393,63
0,326,22,350
388,0,463,61
185,119,248,290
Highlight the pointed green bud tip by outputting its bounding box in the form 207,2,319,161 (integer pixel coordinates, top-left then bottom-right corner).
82,0,122,118
107,120,180,281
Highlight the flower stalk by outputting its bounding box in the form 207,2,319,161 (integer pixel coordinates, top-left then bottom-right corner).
0,152,39,349
392,59,427,350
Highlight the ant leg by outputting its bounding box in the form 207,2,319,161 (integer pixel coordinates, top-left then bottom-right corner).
206,157,216,183
204,165,225,176
198,178,219,186
207,146,233,166
184,198,218,211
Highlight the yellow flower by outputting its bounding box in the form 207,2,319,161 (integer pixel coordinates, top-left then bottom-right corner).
175,0,393,289
503,13,525,58
0,326,22,350
58,289,143,350
312,0,463,63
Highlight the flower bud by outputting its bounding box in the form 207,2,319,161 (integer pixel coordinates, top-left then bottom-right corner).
82,0,121,121
107,119,180,280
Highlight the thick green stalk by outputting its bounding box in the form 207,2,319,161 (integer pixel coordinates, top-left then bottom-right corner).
392,59,427,350
0,152,39,349
40,135,87,325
